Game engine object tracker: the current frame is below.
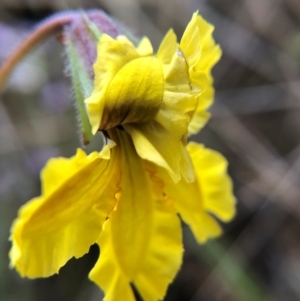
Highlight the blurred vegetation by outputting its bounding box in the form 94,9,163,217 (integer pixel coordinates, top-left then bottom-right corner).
1,0,300,300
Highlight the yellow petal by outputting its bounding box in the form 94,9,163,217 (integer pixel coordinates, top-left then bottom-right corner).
155,90,196,141
124,122,195,183
9,144,120,278
189,44,221,134
180,12,202,69
137,36,153,56
90,131,183,301
133,162,183,301
84,91,105,134
188,142,236,221
99,56,164,130
85,34,164,133
109,132,153,279
90,222,136,301
159,171,222,243
188,85,213,135
194,17,222,73
180,12,222,135
159,142,236,243
156,49,206,136
93,34,139,91
85,34,140,133
188,110,211,135
156,29,178,64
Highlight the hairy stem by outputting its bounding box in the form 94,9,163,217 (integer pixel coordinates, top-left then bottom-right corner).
0,12,78,91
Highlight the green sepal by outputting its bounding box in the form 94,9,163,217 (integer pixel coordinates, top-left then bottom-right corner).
67,40,93,145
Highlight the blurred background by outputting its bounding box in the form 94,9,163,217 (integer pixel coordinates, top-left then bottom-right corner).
1,0,300,300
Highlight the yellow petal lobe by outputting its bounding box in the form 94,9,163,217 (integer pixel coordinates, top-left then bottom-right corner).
188,142,236,221
156,29,177,64
137,36,153,56
85,34,164,134
89,131,183,301
180,12,222,135
124,122,194,183
99,56,164,130
9,144,120,278
160,142,236,243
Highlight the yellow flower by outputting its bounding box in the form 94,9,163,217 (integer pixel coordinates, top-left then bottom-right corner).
9,11,235,301
85,11,221,184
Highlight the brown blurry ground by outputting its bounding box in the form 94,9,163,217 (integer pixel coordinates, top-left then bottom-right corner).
1,0,300,300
